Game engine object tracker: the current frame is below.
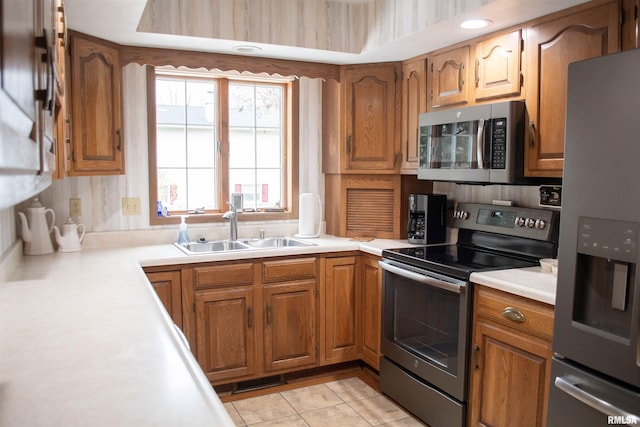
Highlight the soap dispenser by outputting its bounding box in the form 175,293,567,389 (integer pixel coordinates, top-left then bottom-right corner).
177,216,190,246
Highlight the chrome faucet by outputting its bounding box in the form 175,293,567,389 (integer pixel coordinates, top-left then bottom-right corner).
222,202,238,241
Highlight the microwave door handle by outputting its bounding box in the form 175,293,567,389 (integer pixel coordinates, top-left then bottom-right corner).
476,119,485,169
378,260,464,294
554,376,640,419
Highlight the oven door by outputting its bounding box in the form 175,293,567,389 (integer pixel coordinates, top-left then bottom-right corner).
379,259,470,401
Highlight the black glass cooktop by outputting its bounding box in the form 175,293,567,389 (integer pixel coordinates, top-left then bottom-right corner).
382,244,539,280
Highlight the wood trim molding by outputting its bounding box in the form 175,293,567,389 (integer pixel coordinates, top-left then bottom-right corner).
122,45,340,81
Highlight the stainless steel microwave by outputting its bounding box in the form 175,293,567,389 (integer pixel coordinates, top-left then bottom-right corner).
418,100,527,184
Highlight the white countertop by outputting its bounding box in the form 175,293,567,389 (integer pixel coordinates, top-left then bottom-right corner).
0,235,414,427
0,233,555,426
470,266,557,305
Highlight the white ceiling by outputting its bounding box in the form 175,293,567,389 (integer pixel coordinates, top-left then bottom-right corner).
63,0,589,65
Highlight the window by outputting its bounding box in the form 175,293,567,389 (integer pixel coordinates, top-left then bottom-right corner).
148,67,297,224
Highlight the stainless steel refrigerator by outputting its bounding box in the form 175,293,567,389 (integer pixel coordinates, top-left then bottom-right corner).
547,49,640,425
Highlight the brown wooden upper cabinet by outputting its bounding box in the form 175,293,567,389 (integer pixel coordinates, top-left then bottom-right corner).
524,1,620,178
68,31,124,175
429,45,470,109
322,62,401,174
400,58,428,174
474,30,523,102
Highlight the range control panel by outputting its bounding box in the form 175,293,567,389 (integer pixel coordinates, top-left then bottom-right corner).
452,203,559,241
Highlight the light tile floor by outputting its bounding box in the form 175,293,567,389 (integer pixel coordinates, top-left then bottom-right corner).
224,377,427,426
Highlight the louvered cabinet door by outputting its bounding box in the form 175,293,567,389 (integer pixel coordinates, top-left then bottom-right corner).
325,174,401,239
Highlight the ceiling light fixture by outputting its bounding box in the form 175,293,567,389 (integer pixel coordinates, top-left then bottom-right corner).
460,19,492,30
232,45,263,54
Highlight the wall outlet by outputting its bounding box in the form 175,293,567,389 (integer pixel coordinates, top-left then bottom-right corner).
122,197,141,215
69,198,82,217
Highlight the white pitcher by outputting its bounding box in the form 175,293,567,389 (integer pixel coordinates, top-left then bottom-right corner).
53,218,86,253
17,198,55,255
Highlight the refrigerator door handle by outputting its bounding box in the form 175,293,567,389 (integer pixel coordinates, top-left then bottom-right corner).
555,376,639,419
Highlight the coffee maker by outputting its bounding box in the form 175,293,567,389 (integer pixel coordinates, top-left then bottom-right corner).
407,194,447,244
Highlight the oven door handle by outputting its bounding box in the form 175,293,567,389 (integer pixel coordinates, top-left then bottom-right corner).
378,260,465,294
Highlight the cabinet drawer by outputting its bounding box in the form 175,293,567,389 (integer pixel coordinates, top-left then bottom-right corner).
194,263,254,289
262,258,316,283
475,286,554,340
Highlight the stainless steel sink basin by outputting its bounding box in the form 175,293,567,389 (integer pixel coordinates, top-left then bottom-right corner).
240,237,317,249
174,240,250,255
174,237,316,255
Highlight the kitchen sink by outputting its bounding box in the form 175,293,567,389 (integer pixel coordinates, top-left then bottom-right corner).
174,237,316,255
174,240,250,255
240,237,317,249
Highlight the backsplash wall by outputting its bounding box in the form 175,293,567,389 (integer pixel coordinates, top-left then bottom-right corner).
433,182,542,208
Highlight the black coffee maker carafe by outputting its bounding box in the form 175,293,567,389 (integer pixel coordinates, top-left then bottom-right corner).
407,194,447,244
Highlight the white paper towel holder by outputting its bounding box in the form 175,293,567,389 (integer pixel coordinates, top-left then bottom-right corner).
295,193,321,238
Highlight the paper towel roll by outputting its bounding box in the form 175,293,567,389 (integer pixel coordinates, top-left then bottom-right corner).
296,193,321,238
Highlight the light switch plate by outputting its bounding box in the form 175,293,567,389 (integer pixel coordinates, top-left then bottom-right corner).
122,197,141,215
69,198,82,217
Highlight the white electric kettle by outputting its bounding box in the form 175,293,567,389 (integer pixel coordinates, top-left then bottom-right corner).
17,198,56,255
295,193,321,238
53,218,86,252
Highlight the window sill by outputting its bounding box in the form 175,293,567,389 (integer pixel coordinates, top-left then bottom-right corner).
149,210,297,226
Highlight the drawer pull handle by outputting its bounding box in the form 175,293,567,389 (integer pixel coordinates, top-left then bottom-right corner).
502,307,525,323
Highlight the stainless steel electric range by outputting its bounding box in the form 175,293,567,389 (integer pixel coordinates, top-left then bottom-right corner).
379,202,559,427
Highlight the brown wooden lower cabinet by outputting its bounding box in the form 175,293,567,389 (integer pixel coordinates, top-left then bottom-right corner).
145,269,182,327
322,255,361,364
468,285,554,427
182,256,319,385
151,252,386,387
263,280,317,372
194,286,257,383
361,254,382,370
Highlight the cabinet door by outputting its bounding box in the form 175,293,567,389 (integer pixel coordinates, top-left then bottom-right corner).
194,287,257,383
323,256,361,363
360,255,382,370
344,63,399,172
263,281,317,372
430,45,469,109
400,58,427,173
524,2,620,177
69,32,124,175
146,270,182,327
0,0,53,208
475,30,522,102
622,0,639,49
469,320,552,427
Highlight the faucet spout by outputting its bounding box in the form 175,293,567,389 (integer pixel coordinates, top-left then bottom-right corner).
222,202,238,241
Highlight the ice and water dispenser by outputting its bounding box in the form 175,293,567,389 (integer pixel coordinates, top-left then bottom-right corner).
573,217,637,340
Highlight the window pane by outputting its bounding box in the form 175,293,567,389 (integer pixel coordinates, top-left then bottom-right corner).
256,85,282,128
187,126,216,168
155,76,218,211
157,125,186,168
257,169,282,208
187,168,217,209
256,128,281,168
229,128,256,169
158,168,187,212
229,169,256,210
229,83,255,127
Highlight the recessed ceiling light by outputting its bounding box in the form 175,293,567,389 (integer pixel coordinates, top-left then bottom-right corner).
460,19,492,30
232,45,263,54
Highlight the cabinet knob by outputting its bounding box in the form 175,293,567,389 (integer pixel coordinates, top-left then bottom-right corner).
502,306,526,323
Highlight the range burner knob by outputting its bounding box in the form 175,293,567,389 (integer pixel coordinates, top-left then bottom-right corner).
515,217,525,227
535,219,546,230
525,218,536,228
454,209,469,220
